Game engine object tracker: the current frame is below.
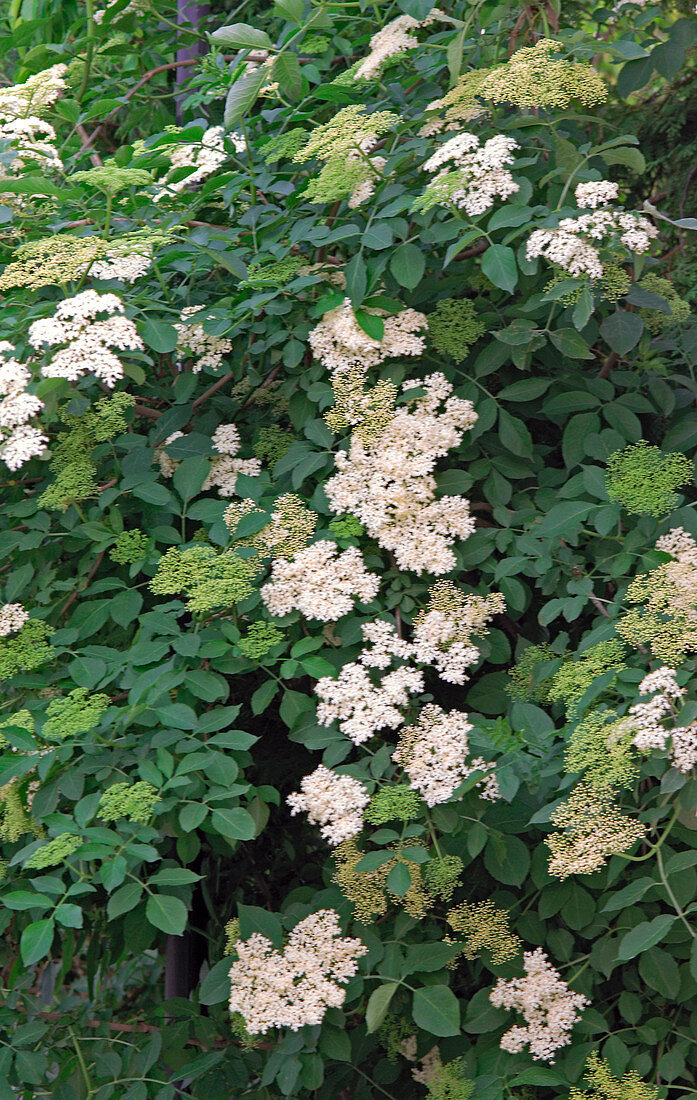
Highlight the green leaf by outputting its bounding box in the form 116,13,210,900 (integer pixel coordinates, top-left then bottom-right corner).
2,890,53,911
481,244,518,293
386,862,411,897
402,942,463,975
200,956,234,1005
179,803,208,831
600,310,644,355
549,328,594,360
210,807,256,841
210,22,274,49
224,67,268,129
355,309,384,341
237,904,284,946
149,868,202,886
20,918,55,966
602,146,645,174
412,985,460,1037
132,482,173,507
617,915,675,961
173,455,210,502
572,288,594,330
366,983,399,1033
396,0,432,18
274,52,303,99
139,318,178,354
145,894,189,935
107,883,143,920
497,379,552,402
54,904,83,929
536,501,594,538
390,243,425,290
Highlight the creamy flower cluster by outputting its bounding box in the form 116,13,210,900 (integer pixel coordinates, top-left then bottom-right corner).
0,116,63,174
0,342,47,471
261,540,380,621
325,373,477,575
628,666,697,772
354,9,442,80
315,612,499,803
228,909,367,1033
174,306,234,373
419,132,519,216
28,291,143,388
393,703,498,806
527,184,658,279
154,126,228,201
157,424,261,497
309,299,427,376
316,660,424,745
412,582,505,684
0,64,67,118
287,765,370,845
490,949,589,1062
89,247,153,284
0,602,29,637
575,180,619,209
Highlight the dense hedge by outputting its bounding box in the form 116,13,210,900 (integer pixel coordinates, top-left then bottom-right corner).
2,1,697,1097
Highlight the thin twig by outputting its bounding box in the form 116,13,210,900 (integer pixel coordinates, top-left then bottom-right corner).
60,551,105,618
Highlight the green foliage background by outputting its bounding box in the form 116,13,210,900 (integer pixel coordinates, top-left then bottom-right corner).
2,0,697,1097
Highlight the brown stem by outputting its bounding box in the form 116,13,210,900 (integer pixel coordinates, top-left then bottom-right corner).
75,126,103,167
598,349,618,379
60,551,105,618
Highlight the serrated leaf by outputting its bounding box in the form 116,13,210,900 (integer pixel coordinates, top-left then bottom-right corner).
366,983,399,1033
481,244,518,293
600,310,644,355
390,242,425,290
412,985,460,1037
224,67,267,129
617,915,674,961
536,501,594,538
210,22,274,48
145,893,188,935
273,52,303,99
20,919,55,966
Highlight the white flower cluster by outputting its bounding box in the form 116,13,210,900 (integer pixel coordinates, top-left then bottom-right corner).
0,64,67,200
316,660,424,745
154,126,228,201
28,291,143,388
228,909,367,1033
261,540,380,621
575,180,619,209
353,9,442,81
0,116,63,174
420,132,519,216
89,247,153,284
526,186,658,279
655,525,697,566
628,666,697,772
309,299,427,376
393,703,498,806
412,586,506,684
157,424,262,497
287,765,369,845
0,602,29,637
0,64,67,119
315,607,501,805
490,948,589,1062
174,306,234,372
0,342,47,471
325,373,477,574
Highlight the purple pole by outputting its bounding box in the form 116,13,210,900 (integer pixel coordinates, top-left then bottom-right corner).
176,0,209,123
